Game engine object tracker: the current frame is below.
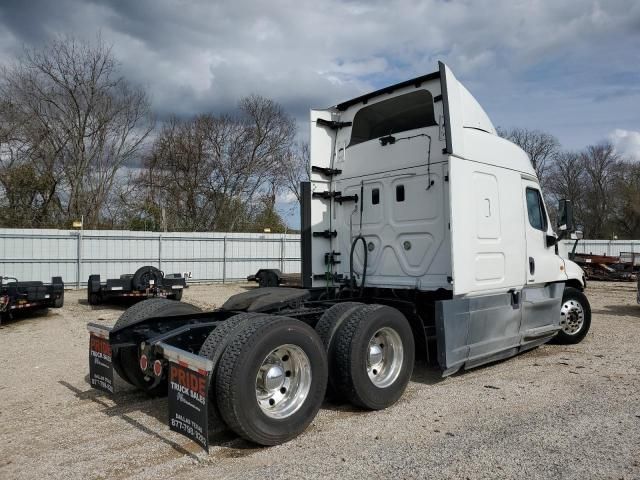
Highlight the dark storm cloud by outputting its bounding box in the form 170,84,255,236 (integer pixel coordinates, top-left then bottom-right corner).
0,0,639,152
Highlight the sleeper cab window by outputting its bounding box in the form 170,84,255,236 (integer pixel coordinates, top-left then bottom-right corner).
526,187,547,231
396,185,405,202
349,90,437,146
372,188,380,205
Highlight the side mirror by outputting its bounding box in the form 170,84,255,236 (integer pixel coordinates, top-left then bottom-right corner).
557,199,574,232
571,230,583,240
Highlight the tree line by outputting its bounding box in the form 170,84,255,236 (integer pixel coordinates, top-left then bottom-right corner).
499,128,640,239
0,37,638,237
0,36,308,232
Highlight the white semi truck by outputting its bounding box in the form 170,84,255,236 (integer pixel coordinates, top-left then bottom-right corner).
87,62,590,449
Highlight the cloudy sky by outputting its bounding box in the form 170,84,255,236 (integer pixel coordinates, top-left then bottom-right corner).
0,0,639,224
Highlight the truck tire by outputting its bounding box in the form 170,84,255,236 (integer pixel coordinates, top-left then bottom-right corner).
216,315,328,445
332,304,415,410
314,302,363,395
131,265,163,291
258,270,279,288
199,312,263,426
112,298,202,395
87,275,101,305
168,289,183,301
88,292,101,306
553,287,591,344
53,292,64,308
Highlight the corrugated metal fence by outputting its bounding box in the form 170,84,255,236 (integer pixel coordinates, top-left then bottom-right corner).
561,239,640,257
0,229,301,287
1,228,638,288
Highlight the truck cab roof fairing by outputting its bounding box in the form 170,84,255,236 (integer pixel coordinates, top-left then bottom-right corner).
327,62,497,158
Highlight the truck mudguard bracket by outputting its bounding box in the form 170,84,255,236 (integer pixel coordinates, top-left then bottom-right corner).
335,194,358,204
311,166,342,177
313,230,337,239
312,190,341,200
316,118,352,129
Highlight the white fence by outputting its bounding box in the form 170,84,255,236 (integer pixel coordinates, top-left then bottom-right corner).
0,229,301,287
561,239,640,257
0,228,637,288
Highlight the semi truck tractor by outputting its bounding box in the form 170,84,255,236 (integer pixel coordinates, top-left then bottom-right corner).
87,62,590,449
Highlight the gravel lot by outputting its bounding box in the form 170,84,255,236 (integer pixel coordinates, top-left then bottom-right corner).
1,281,639,479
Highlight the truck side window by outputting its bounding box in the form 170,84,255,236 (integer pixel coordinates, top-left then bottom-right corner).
372,188,380,205
526,188,547,231
396,185,405,202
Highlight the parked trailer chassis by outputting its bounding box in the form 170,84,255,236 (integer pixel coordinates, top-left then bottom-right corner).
87,265,186,305
1,276,64,324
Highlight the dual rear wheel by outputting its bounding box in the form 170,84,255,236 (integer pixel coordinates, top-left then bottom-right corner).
199,302,414,445
315,303,415,409
113,299,414,445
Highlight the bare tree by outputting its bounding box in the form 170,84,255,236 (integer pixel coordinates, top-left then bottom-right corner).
611,161,640,238
497,127,560,183
281,142,310,205
135,95,296,231
545,151,587,229
0,35,153,227
578,142,621,238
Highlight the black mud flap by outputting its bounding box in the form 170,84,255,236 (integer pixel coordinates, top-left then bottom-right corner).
159,343,214,452
87,323,114,394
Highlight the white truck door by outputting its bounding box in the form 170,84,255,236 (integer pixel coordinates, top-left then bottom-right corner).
519,178,564,338
521,179,560,285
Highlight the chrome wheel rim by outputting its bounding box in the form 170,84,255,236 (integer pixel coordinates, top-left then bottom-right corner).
255,344,311,419
560,299,585,335
367,327,404,388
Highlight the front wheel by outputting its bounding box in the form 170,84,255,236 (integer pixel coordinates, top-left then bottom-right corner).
553,287,591,344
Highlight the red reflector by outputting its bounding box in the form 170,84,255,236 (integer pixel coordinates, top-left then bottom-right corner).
153,360,163,377
139,354,148,371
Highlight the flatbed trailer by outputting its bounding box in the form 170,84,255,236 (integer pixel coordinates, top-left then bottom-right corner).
87,265,186,305
1,276,64,324
87,62,593,450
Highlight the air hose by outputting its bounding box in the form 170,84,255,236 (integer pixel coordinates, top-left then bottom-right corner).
349,235,368,297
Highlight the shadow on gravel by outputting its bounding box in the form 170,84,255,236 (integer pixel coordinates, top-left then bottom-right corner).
59,378,259,455
59,379,202,459
593,304,640,318
55,359,450,458
0,308,59,328
77,298,137,310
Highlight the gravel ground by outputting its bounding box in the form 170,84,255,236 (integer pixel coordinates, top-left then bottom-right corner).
0,281,639,479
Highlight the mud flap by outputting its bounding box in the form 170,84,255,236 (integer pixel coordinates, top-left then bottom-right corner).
87,323,114,394
159,343,214,452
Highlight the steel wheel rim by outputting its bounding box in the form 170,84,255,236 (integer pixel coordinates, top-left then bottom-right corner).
560,299,585,335
255,344,311,419
367,327,404,388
